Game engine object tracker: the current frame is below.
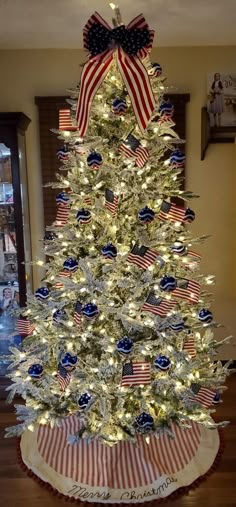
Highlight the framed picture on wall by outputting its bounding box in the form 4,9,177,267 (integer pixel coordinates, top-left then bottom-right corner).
207,73,236,130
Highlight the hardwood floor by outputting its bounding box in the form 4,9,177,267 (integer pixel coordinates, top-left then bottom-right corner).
0,375,235,507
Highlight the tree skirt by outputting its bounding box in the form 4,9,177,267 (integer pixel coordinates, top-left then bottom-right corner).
20,415,221,504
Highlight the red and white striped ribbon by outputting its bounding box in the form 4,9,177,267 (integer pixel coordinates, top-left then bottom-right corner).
76,12,156,136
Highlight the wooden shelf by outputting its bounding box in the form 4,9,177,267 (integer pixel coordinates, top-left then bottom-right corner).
201,107,236,160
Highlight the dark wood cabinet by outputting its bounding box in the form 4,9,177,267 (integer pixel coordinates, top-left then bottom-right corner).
0,113,32,377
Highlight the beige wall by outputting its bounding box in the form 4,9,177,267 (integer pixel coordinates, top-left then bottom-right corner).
0,47,235,358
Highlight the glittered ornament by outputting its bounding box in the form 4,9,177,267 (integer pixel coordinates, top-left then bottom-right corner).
53,309,68,324
61,352,78,369
56,192,70,205
76,208,92,224
117,337,134,354
171,242,187,256
135,412,154,432
198,308,213,323
160,275,177,292
154,355,171,371
82,303,99,320
57,146,69,161
87,151,103,170
138,206,155,224
170,320,185,332
170,149,186,168
159,100,174,120
63,257,78,272
112,97,128,115
101,243,117,260
213,392,221,404
28,364,43,379
44,231,56,241
78,392,92,410
184,208,195,223
35,287,50,301
150,62,162,77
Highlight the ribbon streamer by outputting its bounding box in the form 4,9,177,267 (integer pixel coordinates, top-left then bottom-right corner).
76,12,156,136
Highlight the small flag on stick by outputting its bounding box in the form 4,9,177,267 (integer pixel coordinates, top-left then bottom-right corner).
59,109,76,131
16,317,35,336
141,292,176,317
119,134,149,168
57,364,71,391
105,189,119,217
121,361,151,386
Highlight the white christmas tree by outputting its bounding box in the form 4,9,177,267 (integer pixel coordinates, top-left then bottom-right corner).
6,6,232,446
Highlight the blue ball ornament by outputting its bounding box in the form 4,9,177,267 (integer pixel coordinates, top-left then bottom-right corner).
151,62,162,77
138,206,155,224
170,149,186,168
101,243,117,260
184,208,195,223
198,308,213,324
112,97,128,115
53,309,68,324
78,392,92,410
63,257,78,272
44,231,56,241
159,100,174,119
87,151,103,170
76,208,92,225
171,242,186,256
61,352,78,369
170,320,185,332
28,364,43,379
82,303,99,320
57,146,69,161
56,192,70,205
154,355,171,371
160,275,177,292
135,412,154,432
213,392,221,404
117,337,134,355
35,287,50,301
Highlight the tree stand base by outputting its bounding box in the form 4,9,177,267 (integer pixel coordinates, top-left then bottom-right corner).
19,415,221,504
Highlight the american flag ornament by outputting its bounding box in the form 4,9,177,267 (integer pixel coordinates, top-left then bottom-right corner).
121,361,151,386
172,279,200,304
159,200,187,224
59,109,76,131
55,205,69,226
74,301,83,328
119,133,149,167
182,335,196,358
55,270,71,289
55,192,70,226
57,364,72,392
141,292,176,317
189,383,216,408
104,189,119,217
16,317,35,336
76,12,155,136
127,243,164,270
83,196,93,206
186,250,202,263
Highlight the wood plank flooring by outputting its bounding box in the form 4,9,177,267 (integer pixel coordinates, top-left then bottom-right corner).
0,375,235,507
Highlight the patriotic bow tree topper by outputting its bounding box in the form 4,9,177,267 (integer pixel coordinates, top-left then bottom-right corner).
76,12,156,136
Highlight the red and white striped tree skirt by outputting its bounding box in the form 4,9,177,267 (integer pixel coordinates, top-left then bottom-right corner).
20,415,220,503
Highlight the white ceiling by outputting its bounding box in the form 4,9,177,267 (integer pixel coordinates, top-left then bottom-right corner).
0,0,236,49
